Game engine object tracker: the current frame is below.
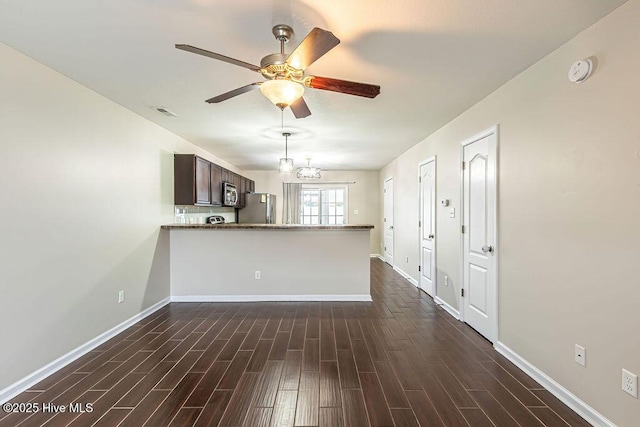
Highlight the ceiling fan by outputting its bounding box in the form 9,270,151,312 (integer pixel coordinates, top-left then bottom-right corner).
176,24,381,119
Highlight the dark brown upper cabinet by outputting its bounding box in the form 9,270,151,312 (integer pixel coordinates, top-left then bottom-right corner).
174,154,212,205
221,168,229,184
210,163,223,205
174,154,254,207
239,176,247,208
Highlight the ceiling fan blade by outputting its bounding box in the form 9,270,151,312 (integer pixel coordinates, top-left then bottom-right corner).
286,28,340,70
205,83,261,103
305,76,380,98
290,97,311,119
176,44,261,72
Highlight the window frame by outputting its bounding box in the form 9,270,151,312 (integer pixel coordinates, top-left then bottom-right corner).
300,184,349,225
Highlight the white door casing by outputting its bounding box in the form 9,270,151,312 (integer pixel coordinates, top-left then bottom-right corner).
383,177,394,265
419,158,436,296
461,126,498,343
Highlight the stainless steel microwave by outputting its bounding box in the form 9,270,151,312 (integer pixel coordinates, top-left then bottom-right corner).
222,182,238,206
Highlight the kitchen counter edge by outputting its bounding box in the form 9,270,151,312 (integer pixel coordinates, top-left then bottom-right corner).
161,224,374,230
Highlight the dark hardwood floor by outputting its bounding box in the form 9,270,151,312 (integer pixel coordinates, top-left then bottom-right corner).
1,259,590,426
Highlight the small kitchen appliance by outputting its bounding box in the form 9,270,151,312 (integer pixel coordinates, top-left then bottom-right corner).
222,182,238,207
206,215,226,224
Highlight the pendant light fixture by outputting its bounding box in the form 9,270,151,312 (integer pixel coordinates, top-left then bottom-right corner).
279,132,294,174
297,158,321,179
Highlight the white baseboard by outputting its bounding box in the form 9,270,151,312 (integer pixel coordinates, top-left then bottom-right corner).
393,266,419,287
0,297,171,404
370,254,384,260
171,295,373,302
434,296,461,320
494,342,614,427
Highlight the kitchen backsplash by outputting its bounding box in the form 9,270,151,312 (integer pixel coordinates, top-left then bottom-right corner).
174,205,236,224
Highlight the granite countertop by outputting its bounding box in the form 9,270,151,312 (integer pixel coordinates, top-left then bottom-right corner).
161,223,374,230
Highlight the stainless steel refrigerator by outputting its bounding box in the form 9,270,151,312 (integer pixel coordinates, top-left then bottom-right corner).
238,193,276,224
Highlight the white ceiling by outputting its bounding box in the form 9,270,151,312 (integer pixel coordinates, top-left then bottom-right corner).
0,0,625,171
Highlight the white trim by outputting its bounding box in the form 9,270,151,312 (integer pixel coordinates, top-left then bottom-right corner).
494,342,614,427
434,296,461,320
0,297,171,404
393,266,419,287
170,295,373,302
370,254,384,260
418,156,437,297
383,176,394,266
459,125,499,343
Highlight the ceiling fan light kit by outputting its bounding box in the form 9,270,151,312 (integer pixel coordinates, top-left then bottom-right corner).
260,79,305,109
176,24,380,119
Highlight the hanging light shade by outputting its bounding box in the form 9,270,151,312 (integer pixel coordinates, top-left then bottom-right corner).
279,132,294,174
279,158,294,174
297,158,321,179
260,79,304,109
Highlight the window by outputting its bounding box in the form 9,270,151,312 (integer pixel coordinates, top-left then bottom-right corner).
300,185,348,225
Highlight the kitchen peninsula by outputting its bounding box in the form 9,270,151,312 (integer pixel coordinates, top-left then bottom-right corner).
161,224,374,301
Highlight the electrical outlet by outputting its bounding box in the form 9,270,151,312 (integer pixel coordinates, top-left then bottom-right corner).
444,276,449,286
574,345,586,367
118,290,125,304
353,209,359,215
255,271,261,280
622,369,638,398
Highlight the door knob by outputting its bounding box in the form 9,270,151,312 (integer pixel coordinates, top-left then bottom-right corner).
428,234,434,239
481,245,494,254
390,226,394,230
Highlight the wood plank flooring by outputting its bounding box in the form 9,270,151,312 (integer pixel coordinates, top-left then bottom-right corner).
0,259,590,426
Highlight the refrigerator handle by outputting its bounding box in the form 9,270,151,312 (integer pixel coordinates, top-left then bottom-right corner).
266,196,271,224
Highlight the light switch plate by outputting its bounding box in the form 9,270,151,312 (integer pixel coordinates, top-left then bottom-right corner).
353,209,359,215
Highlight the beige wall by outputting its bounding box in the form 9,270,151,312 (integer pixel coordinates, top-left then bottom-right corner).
0,43,241,393
169,229,371,299
380,1,640,424
245,170,381,254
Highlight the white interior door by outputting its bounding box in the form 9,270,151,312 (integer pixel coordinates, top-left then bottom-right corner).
419,159,436,296
462,127,497,342
383,177,394,265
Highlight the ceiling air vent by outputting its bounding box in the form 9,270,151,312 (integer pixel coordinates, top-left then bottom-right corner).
152,106,178,117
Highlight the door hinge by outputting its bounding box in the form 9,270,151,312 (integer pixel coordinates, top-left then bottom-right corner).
384,189,387,193
461,289,464,297
461,225,465,234
384,217,386,223
418,220,421,227
418,265,421,272
462,161,466,170
419,176,422,183
384,246,386,251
